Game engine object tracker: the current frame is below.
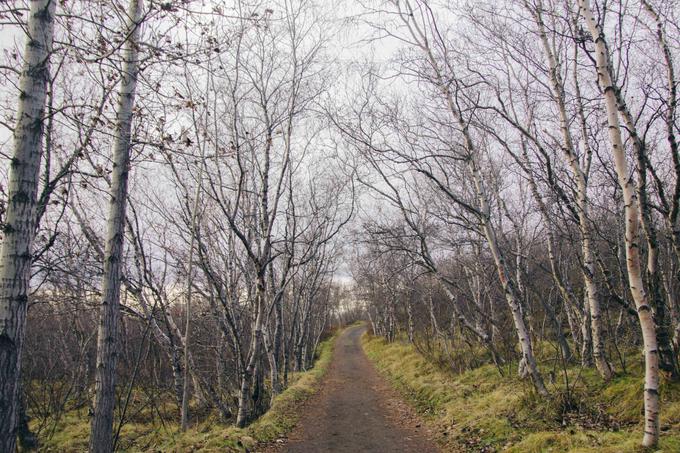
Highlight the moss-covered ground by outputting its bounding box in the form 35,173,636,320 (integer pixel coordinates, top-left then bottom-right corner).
362,334,680,453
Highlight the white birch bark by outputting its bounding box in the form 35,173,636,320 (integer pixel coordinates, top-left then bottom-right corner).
235,274,266,427
470,160,547,395
0,2,56,450
578,0,660,446
531,0,613,380
89,1,143,451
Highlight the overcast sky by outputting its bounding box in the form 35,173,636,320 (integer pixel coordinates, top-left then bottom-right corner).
0,0,410,287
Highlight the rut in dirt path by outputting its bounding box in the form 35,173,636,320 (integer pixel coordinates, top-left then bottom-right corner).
264,325,439,453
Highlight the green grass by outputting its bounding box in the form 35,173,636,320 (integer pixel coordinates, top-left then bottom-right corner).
362,334,680,453
35,332,338,452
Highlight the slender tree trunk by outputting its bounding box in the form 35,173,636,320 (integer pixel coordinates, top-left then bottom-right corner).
296,299,312,371
519,141,575,361
424,287,436,337
406,288,415,343
619,65,679,380
171,345,184,405
16,386,37,451
236,273,266,428
578,1,660,446
0,2,56,450
644,243,678,377
283,316,294,387
264,327,280,403
272,293,283,394
367,307,378,336
179,245,194,431
89,1,143,451
386,287,396,342
434,273,490,343
532,0,612,379
581,299,594,367
470,159,549,396
180,156,205,431
563,300,581,353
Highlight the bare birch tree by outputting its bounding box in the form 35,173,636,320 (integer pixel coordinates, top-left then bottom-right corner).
89,0,144,451
577,0,659,446
0,1,56,450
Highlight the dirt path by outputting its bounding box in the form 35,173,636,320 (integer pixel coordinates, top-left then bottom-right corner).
262,325,439,453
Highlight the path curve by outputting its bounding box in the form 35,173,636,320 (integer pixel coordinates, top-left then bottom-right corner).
263,325,439,453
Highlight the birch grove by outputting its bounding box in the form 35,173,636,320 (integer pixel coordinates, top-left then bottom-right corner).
1,0,680,450
341,0,680,448
0,0,351,450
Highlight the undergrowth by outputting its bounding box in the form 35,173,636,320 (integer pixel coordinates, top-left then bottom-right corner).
362,334,680,453
34,332,338,452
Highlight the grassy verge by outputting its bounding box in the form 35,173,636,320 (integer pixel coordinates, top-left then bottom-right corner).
36,332,338,452
362,334,680,453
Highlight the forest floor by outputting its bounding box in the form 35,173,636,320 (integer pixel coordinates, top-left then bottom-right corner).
262,324,439,453
362,334,680,453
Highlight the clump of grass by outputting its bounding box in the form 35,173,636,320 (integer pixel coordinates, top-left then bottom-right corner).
362,334,680,452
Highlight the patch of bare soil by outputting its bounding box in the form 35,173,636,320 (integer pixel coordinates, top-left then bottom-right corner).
260,325,439,453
